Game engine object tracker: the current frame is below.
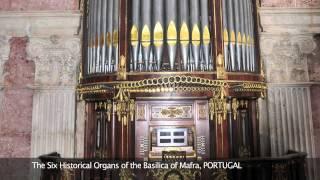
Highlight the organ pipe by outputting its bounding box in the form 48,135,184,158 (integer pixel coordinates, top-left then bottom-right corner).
222,0,229,71
101,0,107,73
113,0,119,72
240,0,247,72
234,0,242,71
131,0,140,72
200,0,211,71
190,0,201,71
153,0,164,71
248,0,256,72
165,0,178,70
95,0,101,73
244,0,250,72
141,0,152,71
106,0,114,73
227,0,236,71
87,0,93,74
179,0,190,71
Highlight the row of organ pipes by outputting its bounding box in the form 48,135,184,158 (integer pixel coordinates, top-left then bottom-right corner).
223,0,256,72
87,0,119,74
130,0,213,72
85,0,257,74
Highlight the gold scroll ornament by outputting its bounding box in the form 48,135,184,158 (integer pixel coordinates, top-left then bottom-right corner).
217,54,226,79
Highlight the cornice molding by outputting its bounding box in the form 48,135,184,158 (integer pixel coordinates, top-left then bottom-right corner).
259,7,320,34
0,11,81,37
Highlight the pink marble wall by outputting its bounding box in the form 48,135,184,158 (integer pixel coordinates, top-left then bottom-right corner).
0,0,79,11
261,0,320,7
0,37,35,157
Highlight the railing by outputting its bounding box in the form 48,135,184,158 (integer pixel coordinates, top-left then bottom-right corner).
39,151,306,180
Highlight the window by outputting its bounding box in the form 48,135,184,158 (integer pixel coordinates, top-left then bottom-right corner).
157,128,187,147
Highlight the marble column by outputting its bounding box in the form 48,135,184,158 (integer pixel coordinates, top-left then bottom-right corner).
0,10,81,158
260,7,320,158
260,7,320,179
28,36,81,158
268,85,315,156
31,88,76,157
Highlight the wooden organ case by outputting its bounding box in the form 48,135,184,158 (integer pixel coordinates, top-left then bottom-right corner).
78,0,266,178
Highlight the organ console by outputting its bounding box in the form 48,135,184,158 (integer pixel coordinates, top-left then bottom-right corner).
79,0,266,178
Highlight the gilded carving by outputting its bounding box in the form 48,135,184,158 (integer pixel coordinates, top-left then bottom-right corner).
198,103,207,120
216,54,226,80
152,105,192,119
117,55,127,80
136,104,147,121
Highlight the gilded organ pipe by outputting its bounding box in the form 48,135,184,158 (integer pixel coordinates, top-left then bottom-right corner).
141,0,152,71
165,0,178,71
200,0,211,71
113,0,119,72
227,0,236,72
179,0,190,71
240,0,247,72
222,0,229,72
234,0,242,71
153,0,164,71
131,0,140,72
248,0,256,72
106,0,114,73
87,0,93,74
101,0,107,73
92,0,98,74
243,0,250,71
95,0,101,73
190,0,201,71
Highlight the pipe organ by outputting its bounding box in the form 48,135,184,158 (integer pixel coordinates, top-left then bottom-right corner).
79,0,266,178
